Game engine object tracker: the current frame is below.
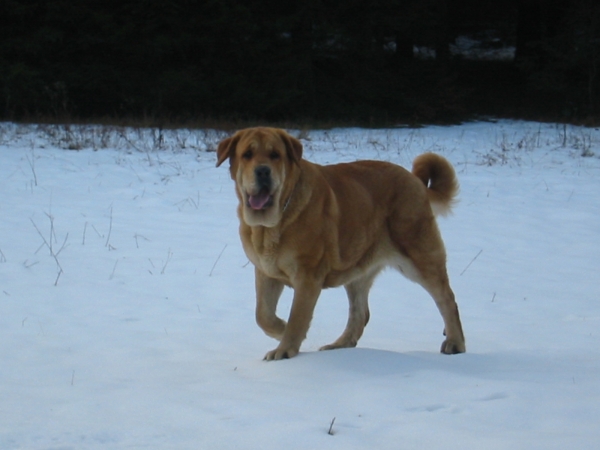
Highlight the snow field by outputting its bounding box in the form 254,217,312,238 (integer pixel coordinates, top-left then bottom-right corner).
0,121,599,449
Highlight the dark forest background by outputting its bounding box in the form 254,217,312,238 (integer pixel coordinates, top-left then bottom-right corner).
1,0,599,126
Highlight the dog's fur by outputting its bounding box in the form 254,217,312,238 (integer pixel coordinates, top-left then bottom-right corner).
217,127,465,360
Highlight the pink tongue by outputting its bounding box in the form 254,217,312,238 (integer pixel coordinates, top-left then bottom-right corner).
249,191,271,210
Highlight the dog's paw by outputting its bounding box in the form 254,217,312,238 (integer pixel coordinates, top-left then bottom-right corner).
319,344,339,351
319,340,357,351
264,345,299,361
440,339,466,354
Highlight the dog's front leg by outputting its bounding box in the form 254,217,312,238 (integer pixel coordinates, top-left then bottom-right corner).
255,268,286,340
264,281,321,360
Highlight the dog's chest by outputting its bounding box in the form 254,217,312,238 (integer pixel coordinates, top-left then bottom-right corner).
242,227,289,280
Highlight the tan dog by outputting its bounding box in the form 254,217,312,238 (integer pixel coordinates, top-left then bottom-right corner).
216,127,465,360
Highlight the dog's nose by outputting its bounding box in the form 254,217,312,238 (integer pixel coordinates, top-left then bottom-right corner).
255,165,271,181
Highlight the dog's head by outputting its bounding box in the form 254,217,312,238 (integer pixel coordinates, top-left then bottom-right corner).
216,127,303,227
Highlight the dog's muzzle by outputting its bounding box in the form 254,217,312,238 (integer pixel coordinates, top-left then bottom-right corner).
247,165,274,210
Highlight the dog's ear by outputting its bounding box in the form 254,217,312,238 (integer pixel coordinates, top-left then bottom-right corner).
276,129,303,164
216,133,241,167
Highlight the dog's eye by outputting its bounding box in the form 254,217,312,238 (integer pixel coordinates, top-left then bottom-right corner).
242,150,253,160
269,151,280,160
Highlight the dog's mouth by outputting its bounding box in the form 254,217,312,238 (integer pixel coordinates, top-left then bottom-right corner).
246,188,274,211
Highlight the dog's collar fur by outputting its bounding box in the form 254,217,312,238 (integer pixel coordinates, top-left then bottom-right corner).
282,173,302,213
282,187,294,212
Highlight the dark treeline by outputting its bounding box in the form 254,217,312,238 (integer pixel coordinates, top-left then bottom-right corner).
1,0,599,125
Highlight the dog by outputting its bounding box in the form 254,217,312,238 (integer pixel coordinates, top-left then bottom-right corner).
216,127,465,360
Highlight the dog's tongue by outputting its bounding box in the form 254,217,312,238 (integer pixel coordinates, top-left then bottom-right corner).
249,191,271,210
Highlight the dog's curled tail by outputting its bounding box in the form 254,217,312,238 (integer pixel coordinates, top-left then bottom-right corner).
412,153,459,217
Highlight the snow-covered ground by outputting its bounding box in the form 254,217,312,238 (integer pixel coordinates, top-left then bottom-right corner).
1,121,599,449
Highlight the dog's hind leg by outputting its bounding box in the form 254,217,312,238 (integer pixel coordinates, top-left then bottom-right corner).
390,214,465,354
320,272,378,351
396,242,465,354
255,268,286,341
416,262,465,354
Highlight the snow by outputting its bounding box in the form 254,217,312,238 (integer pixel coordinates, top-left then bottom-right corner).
1,121,599,449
